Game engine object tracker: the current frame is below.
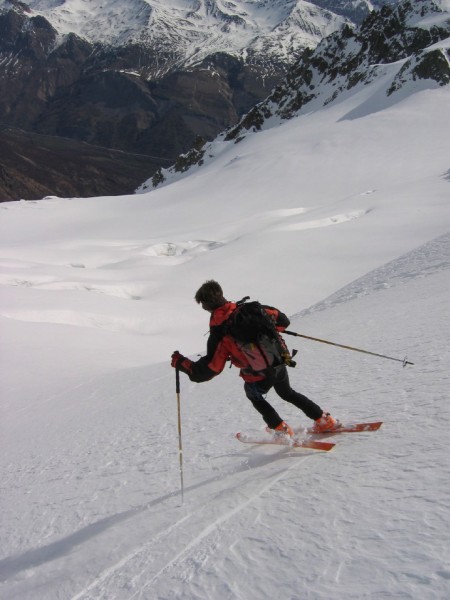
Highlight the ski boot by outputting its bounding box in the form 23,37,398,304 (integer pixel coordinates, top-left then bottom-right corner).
311,412,339,433
274,421,294,437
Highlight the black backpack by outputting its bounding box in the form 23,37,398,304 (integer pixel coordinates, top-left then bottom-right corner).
226,297,296,375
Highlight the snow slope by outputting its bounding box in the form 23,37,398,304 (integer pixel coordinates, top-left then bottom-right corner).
1,56,450,599
1,233,449,600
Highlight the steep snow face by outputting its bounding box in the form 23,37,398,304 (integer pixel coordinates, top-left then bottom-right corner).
0,0,353,62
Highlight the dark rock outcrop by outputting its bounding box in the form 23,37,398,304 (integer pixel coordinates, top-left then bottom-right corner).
0,6,286,200
0,128,157,201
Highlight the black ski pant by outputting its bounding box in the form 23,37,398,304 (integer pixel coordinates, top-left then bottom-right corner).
243,366,323,430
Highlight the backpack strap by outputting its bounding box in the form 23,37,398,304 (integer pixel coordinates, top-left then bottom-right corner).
236,295,250,306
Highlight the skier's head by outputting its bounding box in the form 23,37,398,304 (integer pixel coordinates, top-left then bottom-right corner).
195,280,226,312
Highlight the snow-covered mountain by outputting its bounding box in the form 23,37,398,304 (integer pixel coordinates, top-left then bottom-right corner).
4,0,371,72
0,0,358,79
149,0,450,188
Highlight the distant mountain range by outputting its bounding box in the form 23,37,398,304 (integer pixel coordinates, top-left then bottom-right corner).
2,1,398,71
0,0,404,200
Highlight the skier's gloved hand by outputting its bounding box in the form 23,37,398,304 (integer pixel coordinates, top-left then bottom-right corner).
171,351,193,375
171,350,182,367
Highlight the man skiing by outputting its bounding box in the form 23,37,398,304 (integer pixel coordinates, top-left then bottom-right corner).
171,280,338,435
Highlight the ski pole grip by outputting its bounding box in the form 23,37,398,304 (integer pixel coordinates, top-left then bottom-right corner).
176,367,180,393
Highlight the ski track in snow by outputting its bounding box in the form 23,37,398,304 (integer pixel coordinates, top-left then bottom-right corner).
1,395,320,600
77,458,303,600
1,233,450,599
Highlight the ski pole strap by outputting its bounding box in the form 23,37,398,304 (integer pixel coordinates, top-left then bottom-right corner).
284,331,414,367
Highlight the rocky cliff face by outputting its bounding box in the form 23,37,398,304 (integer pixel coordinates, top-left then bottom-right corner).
0,127,158,201
0,0,400,200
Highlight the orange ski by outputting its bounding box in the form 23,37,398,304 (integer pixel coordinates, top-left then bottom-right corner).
307,421,383,434
236,432,335,451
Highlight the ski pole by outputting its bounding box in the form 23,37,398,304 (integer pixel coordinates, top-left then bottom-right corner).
284,331,414,367
175,368,185,503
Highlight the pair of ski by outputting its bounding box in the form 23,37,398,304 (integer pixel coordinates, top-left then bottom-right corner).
236,421,383,452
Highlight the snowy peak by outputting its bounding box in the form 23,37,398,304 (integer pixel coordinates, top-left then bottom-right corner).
0,0,367,70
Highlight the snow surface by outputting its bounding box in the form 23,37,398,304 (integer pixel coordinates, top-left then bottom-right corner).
1,63,450,598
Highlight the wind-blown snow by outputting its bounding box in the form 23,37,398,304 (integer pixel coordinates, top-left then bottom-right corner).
1,58,450,599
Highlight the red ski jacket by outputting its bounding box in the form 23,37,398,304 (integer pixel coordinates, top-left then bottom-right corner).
185,301,290,383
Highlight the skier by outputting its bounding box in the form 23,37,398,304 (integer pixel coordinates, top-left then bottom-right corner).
171,280,338,435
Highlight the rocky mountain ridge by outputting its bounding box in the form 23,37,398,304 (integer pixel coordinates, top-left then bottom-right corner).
4,0,382,74
149,0,450,189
